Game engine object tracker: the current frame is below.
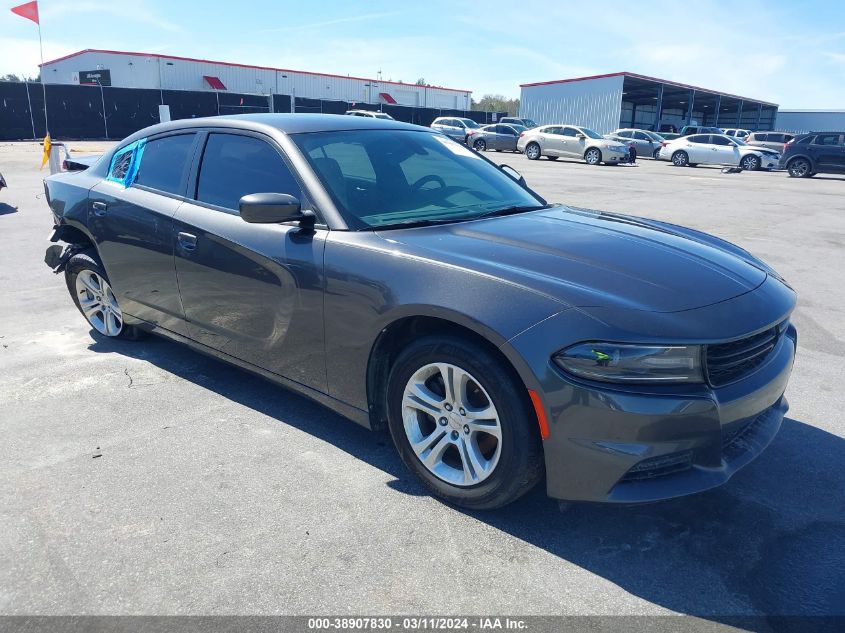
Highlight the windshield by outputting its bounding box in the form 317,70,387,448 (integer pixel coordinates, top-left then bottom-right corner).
292,129,543,230
646,131,664,141
458,118,480,129
523,119,537,128
510,124,527,133
579,127,603,139
373,113,394,120
732,137,748,146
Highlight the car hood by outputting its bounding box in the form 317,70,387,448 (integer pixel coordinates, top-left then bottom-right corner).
377,205,768,313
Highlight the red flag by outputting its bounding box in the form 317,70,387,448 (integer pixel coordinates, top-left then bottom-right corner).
11,1,39,24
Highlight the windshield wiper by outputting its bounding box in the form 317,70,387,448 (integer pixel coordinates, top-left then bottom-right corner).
374,217,468,230
472,204,551,220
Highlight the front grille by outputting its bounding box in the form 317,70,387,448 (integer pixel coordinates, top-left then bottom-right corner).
705,322,785,387
620,450,693,482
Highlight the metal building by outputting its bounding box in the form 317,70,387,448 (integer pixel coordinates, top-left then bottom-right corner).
520,72,778,134
40,49,472,110
774,110,845,134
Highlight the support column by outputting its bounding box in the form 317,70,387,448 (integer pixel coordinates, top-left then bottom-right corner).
654,83,664,131
714,94,721,128
736,99,744,127
686,89,696,126
756,103,763,131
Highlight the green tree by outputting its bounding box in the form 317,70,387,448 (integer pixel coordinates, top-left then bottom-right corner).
471,93,519,115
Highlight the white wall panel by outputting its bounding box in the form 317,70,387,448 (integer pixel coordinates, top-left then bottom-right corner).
520,75,624,134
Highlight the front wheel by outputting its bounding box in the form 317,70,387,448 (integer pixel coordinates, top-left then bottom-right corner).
473,138,487,151
387,336,544,509
653,148,661,159
65,251,143,340
787,158,812,178
740,154,761,171
584,147,602,165
525,142,541,160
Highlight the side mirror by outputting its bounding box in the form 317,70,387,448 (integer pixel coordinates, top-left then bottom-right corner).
577,134,587,140
239,193,314,226
499,164,527,187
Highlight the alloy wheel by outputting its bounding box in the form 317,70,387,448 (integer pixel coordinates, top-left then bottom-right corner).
672,151,689,167
789,158,810,178
525,143,540,160
402,362,502,487
585,148,601,165
75,270,123,336
474,139,486,151
741,155,760,171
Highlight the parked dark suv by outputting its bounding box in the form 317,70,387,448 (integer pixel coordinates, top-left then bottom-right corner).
780,131,845,177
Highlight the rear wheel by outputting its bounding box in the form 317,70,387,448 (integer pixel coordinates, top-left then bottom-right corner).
672,150,689,167
787,157,812,178
473,138,487,151
65,251,143,340
525,142,541,160
740,154,761,171
584,147,602,165
386,336,544,509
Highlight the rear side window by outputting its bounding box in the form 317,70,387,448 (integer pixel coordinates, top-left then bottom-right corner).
196,133,302,211
687,135,706,144
134,134,195,195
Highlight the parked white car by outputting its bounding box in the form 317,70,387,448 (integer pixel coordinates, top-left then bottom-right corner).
517,125,629,165
721,128,751,139
345,110,394,120
658,133,780,170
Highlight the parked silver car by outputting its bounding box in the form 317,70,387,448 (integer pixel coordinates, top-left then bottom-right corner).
499,116,538,129
345,110,394,120
467,124,526,152
430,117,481,143
518,125,629,164
604,128,666,159
746,131,796,153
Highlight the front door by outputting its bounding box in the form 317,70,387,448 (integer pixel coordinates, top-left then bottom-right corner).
173,131,328,392
709,135,741,165
561,127,582,157
88,132,198,335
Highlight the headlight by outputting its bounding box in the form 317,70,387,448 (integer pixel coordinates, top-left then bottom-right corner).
553,342,704,383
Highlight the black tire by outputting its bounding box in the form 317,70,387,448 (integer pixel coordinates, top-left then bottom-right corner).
652,148,661,159
473,139,486,151
525,142,541,160
740,154,761,171
787,157,812,178
584,147,602,165
65,251,144,340
672,150,689,167
547,156,559,160
386,335,544,510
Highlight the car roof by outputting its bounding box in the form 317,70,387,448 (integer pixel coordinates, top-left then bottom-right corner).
113,113,426,148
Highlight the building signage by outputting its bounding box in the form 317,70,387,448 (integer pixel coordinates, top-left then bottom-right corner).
79,69,111,86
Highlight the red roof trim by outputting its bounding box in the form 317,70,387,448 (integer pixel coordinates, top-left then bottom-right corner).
41,48,473,94
520,71,778,107
378,92,397,104
203,75,226,90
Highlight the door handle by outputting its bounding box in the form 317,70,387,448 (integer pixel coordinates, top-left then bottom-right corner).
92,201,107,216
177,232,198,252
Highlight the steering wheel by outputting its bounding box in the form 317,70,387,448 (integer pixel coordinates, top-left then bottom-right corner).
411,174,446,192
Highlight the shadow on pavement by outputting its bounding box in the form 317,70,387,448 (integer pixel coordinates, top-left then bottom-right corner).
0,202,19,215
90,333,845,629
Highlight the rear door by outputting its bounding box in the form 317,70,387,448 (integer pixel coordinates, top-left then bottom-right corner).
88,132,198,335
536,126,564,155
683,135,710,163
810,133,845,170
173,130,328,391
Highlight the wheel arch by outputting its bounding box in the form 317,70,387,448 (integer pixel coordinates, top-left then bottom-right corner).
366,313,537,434
786,153,814,168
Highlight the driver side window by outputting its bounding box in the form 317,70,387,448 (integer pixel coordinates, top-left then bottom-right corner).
562,127,578,137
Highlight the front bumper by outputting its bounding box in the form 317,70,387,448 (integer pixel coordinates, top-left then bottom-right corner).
757,153,780,170
504,281,797,503
601,148,628,163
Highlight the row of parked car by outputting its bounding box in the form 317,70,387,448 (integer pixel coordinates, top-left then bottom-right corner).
346,109,839,179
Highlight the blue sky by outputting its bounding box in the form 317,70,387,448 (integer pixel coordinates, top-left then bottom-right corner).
3,0,845,107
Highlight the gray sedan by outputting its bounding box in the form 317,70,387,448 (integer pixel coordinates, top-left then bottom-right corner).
467,124,526,152
605,128,666,159
43,114,796,509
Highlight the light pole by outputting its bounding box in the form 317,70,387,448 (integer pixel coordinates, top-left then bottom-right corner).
96,78,109,139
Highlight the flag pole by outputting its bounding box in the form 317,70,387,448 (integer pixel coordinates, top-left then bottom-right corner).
36,17,48,136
